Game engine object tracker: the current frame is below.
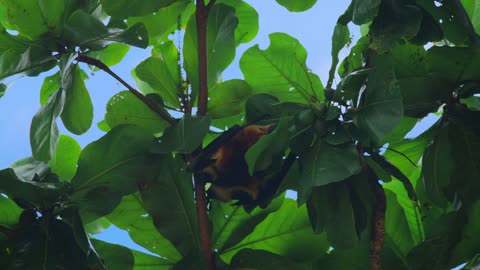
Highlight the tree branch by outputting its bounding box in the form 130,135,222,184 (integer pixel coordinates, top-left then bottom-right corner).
194,1,215,270
0,225,15,239
357,144,386,270
76,54,177,126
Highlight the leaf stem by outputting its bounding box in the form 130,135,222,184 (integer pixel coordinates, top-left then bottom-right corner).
76,54,177,126
194,1,216,269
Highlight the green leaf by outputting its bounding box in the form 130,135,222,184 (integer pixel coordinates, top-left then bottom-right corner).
210,196,283,252
0,24,54,79
60,65,93,135
369,0,422,51
84,217,111,235
352,0,381,25
9,157,49,181
64,10,148,50
71,125,154,222
49,135,81,181
327,23,350,89
0,195,23,228
245,118,289,175
151,115,210,154
100,0,176,18
107,194,181,261
135,42,182,108
218,0,259,44
384,190,417,257
0,83,6,99
422,126,453,208
105,91,170,134
240,33,324,103
184,4,238,101
353,54,403,144
274,0,317,12
298,141,361,204
231,249,310,270
91,239,134,270
208,79,252,119
40,72,60,106
87,43,130,68
220,199,329,263
30,89,65,161
370,152,417,201
307,175,374,249
140,155,198,256
0,168,68,209
128,1,193,45
132,250,174,270
0,0,65,39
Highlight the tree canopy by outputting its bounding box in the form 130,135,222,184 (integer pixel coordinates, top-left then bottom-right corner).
1,0,480,269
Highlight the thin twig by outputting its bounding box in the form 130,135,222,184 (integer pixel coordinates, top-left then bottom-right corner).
76,54,177,126
194,1,216,269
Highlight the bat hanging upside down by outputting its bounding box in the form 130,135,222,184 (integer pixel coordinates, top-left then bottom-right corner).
190,124,296,209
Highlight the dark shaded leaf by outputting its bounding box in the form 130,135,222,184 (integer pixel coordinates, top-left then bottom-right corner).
100,0,176,18
231,249,310,270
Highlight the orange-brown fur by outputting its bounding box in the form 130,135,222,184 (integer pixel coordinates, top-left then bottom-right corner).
203,125,274,202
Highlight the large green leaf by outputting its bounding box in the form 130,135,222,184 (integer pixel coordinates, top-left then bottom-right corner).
0,195,23,228
135,41,182,108
245,118,290,175
0,24,54,80
10,157,50,181
139,155,198,256
230,249,310,270
87,43,130,68
30,89,65,161
104,91,170,134
107,194,181,261
220,199,329,263
352,0,381,25
40,72,60,106
353,54,403,144
274,0,317,12
100,0,176,18
150,115,210,154
71,125,154,222
0,169,68,209
240,33,323,103
64,10,148,50
0,0,64,39
128,1,193,45
422,126,453,208
327,22,350,89
369,0,422,51
208,79,252,119
61,65,94,135
210,196,284,252
307,175,374,249
91,239,134,270
132,250,174,270
49,135,81,182
183,4,238,101
298,141,361,204
218,0,259,44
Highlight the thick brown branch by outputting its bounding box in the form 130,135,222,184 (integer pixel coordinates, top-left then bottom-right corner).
358,145,386,270
76,54,177,126
194,1,215,270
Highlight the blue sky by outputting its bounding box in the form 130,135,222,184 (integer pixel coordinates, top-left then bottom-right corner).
0,0,358,252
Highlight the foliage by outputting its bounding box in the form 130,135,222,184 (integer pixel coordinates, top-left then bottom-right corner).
1,0,480,269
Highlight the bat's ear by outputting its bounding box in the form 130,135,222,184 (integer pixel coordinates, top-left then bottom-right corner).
259,124,276,134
